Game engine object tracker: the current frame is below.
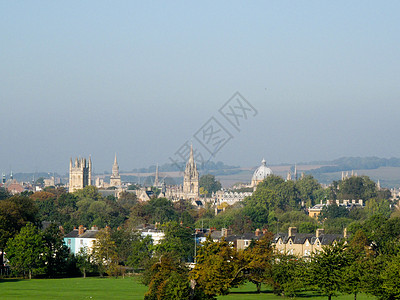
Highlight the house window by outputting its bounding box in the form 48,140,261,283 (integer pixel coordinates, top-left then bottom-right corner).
67,239,71,245
316,241,320,246
289,240,292,245
80,239,83,245
244,241,249,246
305,250,310,256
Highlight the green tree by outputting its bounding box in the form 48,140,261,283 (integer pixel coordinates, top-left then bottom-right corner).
5,222,46,279
156,221,194,262
128,235,153,271
43,223,70,277
272,254,307,297
76,246,94,278
365,198,391,219
190,236,238,297
309,242,350,300
0,187,10,200
342,230,372,300
295,175,323,207
0,195,39,248
199,175,222,197
144,255,191,300
92,228,119,277
319,203,349,220
236,233,274,292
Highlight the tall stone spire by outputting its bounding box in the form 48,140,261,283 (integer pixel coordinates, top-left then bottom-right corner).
183,144,199,199
154,164,159,187
110,153,121,187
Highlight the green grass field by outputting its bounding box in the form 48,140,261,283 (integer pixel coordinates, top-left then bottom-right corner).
0,277,147,300
0,277,376,300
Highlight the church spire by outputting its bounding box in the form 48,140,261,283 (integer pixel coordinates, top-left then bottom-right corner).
154,164,159,187
114,153,118,165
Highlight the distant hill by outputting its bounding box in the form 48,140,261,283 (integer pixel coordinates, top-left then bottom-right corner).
130,161,240,173
308,157,400,174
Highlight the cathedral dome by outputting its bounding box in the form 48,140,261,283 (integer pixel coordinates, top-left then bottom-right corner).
251,159,273,186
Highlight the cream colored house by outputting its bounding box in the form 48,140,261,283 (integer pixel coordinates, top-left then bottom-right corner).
273,227,343,257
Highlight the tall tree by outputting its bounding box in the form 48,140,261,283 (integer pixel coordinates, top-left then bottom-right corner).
42,223,70,277
190,236,238,297
236,233,274,292
156,221,194,262
309,242,350,300
144,255,191,300
92,228,119,277
0,195,38,248
5,222,46,279
199,175,222,197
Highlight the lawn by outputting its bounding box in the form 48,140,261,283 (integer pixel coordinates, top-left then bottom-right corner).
0,277,376,300
0,276,147,300
220,282,376,300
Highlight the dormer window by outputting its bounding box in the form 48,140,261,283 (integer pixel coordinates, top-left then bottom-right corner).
289,239,292,245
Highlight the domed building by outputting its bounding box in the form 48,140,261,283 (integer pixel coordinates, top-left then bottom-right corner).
251,159,273,188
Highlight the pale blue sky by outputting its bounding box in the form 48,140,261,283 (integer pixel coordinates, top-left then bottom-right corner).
1,1,399,174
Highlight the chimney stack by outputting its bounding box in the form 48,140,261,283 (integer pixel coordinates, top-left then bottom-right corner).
255,228,260,236
288,227,297,237
78,225,84,235
316,228,325,238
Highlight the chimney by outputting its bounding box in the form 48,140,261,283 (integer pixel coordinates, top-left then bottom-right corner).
91,225,99,231
222,228,228,237
59,226,64,235
262,228,267,235
255,228,261,236
78,225,84,235
288,227,297,237
316,228,325,238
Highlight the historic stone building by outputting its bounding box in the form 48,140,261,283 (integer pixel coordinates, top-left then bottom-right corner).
162,144,200,201
182,145,199,199
251,158,273,188
69,157,92,192
109,154,121,187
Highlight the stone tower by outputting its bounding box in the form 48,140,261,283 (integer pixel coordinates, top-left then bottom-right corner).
183,145,199,199
110,153,121,187
69,156,92,193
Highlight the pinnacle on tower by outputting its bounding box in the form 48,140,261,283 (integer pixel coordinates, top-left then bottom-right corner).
154,164,159,187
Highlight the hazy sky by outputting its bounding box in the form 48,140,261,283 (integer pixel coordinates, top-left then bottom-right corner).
1,1,400,174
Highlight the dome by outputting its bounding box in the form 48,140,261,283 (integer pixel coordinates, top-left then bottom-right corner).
252,159,273,184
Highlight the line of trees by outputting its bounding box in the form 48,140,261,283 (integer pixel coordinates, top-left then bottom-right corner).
144,217,400,300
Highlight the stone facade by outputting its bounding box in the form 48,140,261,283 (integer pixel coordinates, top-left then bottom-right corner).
182,144,199,199
110,154,121,187
273,227,344,257
69,157,92,193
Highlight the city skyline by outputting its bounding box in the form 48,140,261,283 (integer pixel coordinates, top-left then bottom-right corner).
1,1,400,173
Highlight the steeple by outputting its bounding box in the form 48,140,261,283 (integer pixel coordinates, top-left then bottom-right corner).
183,143,199,199
154,164,159,187
110,153,121,187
